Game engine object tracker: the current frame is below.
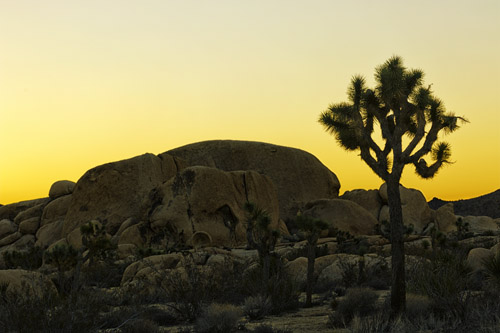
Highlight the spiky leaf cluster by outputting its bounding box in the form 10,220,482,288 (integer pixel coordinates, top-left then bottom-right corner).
244,202,280,253
319,56,467,180
295,214,330,235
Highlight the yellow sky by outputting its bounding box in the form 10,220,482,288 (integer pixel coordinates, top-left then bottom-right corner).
1,0,499,205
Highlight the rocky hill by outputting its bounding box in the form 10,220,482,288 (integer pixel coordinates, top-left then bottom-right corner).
428,189,500,218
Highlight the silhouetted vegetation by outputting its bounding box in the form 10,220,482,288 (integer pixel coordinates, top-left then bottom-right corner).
319,55,467,314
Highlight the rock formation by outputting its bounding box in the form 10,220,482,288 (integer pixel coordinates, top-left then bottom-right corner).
164,140,340,223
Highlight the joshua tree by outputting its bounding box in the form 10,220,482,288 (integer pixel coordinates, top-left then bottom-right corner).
319,56,467,315
244,202,280,291
72,220,116,292
295,214,330,307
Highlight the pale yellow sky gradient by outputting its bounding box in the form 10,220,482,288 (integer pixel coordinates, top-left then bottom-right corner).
1,0,499,204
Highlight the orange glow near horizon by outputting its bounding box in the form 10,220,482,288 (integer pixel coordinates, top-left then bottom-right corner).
1,1,499,205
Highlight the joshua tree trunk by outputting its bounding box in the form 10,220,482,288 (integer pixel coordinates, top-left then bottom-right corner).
387,176,406,316
305,240,317,307
262,251,270,294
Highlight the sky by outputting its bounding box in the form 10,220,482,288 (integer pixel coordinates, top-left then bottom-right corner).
1,0,499,205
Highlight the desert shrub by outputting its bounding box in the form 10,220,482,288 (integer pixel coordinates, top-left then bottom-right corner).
252,324,293,333
334,230,372,254
482,250,500,291
334,256,390,290
142,305,180,326
405,293,432,319
80,259,128,288
349,311,405,333
456,217,473,240
0,278,113,333
362,258,391,290
463,292,500,330
337,257,358,288
135,246,165,259
242,256,299,314
243,294,272,320
139,254,245,321
195,303,242,333
374,220,415,241
160,263,211,321
328,287,378,327
119,318,161,333
294,243,329,260
406,250,472,317
3,246,44,270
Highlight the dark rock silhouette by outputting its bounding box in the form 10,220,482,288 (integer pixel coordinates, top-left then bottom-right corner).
428,189,500,218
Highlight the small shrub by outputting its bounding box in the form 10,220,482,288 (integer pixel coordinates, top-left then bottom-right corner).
406,250,472,317
349,311,405,333
252,324,293,333
120,318,160,333
3,246,44,270
405,293,432,319
195,303,242,333
139,254,245,321
482,250,500,290
456,217,473,240
242,256,299,315
135,247,165,259
0,278,113,333
243,295,272,320
328,287,378,327
362,257,391,290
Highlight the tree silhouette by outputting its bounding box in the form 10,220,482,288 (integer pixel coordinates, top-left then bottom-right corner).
244,202,280,292
319,56,467,315
295,214,330,307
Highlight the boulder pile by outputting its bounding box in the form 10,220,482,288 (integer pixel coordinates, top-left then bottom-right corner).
0,139,498,279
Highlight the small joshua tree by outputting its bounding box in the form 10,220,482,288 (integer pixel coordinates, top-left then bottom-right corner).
244,202,280,292
319,56,467,315
45,244,79,293
295,214,330,307
72,220,116,291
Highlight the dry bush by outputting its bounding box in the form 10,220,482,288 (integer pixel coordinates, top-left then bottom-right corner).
242,256,299,314
195,303,242,333
405,293,432,319
243,294,272,320
328,287,378,327
406,251,472,317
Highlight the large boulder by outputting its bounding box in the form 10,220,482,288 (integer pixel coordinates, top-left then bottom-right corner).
19,217,40,235
434,203,457,233
164,140,340,222
13,202,46,225
459,215,499,235
0,219,17,239
467,247,492,271
35,220,64,248
0,198,50,221
0,232,21,247
379,183,433,232
302,199,378,236
41,195,73,227
62,153,184,238
341,189,383,220
49,180,76,199
148,166,280,247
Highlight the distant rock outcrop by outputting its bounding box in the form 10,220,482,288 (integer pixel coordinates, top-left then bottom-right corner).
164,140,340,223
428,189,500,219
